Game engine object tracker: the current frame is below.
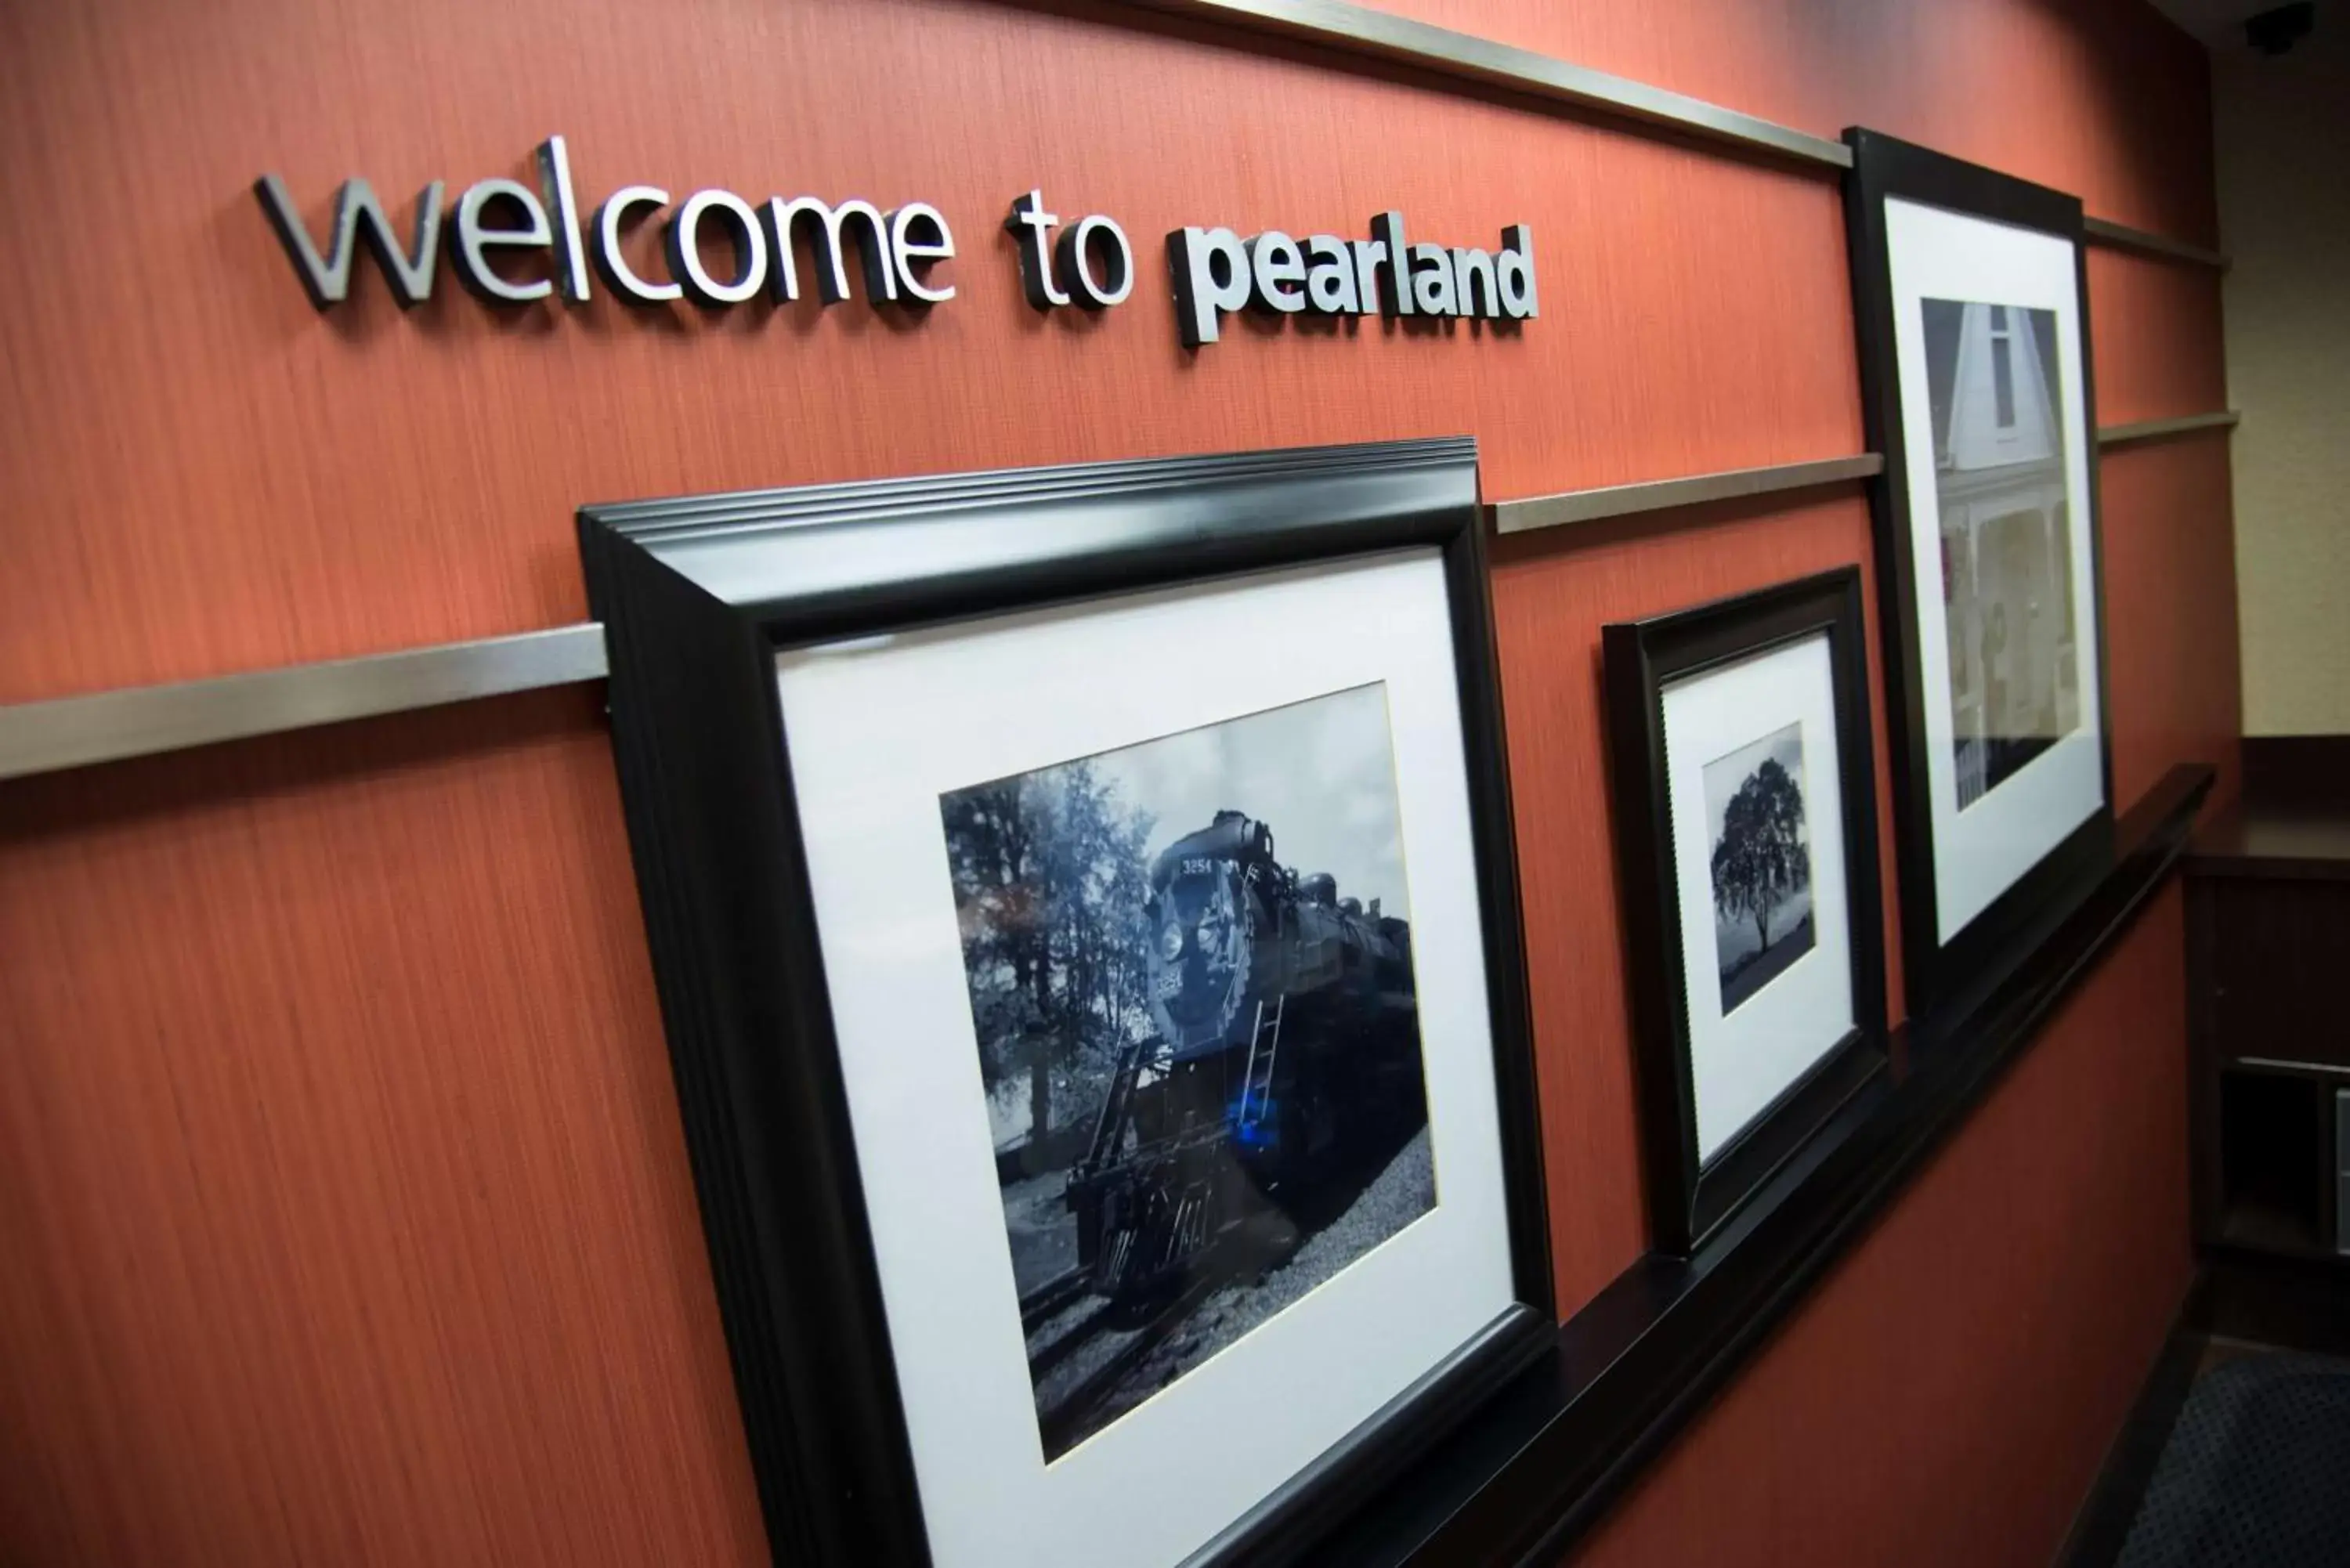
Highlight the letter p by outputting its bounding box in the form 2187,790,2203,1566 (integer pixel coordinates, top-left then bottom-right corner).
1170,226,1251,348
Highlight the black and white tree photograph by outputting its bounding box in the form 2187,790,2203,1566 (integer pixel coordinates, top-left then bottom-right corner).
938,682,1434,1461
1922,297,2081,808
1705,722,1814,1015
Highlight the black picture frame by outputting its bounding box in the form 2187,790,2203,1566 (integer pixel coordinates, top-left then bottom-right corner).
1842,127,2117,1020
577,438,1555,1568
1603,568,1889,1255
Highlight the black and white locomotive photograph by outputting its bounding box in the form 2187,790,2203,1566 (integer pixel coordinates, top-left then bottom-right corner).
938,682,1434,1461
1922,297,2082,809
1705,722,1815,1015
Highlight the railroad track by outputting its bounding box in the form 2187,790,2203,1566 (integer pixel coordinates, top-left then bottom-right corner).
1033,1272,1224,1458
1027,1297,1116,1382
1019,1194,1321,1454
1018,1268,1090,1332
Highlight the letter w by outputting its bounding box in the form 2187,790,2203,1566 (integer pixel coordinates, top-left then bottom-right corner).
255,175,446,309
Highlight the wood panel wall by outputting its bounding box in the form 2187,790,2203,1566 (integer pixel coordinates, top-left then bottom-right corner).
0,0,2236,1563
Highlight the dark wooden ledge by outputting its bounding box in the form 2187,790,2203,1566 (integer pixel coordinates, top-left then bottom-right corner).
1301,762,2217,1568
2186,736,2350,882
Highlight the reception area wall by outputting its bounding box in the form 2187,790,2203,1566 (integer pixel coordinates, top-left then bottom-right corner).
0,1,2237,1564
2213,19,2350,736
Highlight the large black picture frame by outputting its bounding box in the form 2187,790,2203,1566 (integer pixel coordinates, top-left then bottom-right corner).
1842,127,2118,1019
577,438,1554,1568
1603,569,1889,1254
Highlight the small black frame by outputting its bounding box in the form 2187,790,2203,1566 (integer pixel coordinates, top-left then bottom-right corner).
1842,127,2117,1019
577,438,1554,1568
1603,568,1889,1254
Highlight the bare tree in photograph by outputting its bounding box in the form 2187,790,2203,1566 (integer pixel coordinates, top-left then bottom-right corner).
1710,757,1809,956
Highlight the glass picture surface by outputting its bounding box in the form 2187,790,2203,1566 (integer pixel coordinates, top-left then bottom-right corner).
1604,569,1884,1252
1703,721,1814,1017
1874,190,2107,953
1659,632,1854,1164
1920,298,2080,811
940,683,1435,1460
768,545,1524,1568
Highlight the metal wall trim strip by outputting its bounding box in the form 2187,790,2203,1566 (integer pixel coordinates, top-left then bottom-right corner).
1107,2,2228,268
0,410,2237,780
0,624,609,782
1488,453,1885,536
2084,215,2231,270
2097,409,2241,449
1119,0,1852,168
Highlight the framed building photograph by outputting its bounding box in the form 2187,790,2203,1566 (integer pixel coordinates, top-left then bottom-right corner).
1842,128,2115,1016
579,439,1552,1568
1604,569,1888,1252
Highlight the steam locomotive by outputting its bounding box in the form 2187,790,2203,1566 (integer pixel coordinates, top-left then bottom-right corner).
1066,811,1425,1305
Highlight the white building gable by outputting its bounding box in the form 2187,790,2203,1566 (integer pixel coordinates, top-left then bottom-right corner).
1943,303,2062,471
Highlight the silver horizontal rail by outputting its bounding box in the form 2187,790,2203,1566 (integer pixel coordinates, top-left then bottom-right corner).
2097,410,2241,449
1104,1,2228,269
1488,453,1884,536
0,413,2236,781
2083,216,2230,271
1120,0,1850,168
2234,1057,2350,1078
0,624,609,781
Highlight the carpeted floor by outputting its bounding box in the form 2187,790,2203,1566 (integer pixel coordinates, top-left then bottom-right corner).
2117,1352,2350,1568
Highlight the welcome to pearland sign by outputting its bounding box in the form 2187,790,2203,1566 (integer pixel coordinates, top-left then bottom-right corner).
257,135,1538,349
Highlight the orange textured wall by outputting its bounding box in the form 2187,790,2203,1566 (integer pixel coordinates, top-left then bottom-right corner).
1383,0,2220,243
0,0,2234,1563
0,0,1857,703
0,692,768,1567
